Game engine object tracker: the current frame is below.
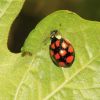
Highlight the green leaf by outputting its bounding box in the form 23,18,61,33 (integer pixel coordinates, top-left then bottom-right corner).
0,8,100,100
21,10,100,100
0,0,24,99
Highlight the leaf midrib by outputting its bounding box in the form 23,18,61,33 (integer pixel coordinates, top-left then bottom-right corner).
14,57,35,100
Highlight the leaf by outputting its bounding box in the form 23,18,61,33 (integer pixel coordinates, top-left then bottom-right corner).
21,10,100,100
0,8,100,100
0,0,24,99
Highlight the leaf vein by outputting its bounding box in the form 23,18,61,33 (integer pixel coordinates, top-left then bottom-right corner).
44,55,100,100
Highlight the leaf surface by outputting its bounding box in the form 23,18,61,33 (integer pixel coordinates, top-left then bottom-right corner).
0,7,100,100
0,0,24,99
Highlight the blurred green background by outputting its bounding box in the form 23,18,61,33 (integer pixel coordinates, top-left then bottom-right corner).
7,0,100,53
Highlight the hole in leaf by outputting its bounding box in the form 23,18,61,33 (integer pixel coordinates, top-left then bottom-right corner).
7,0,43,53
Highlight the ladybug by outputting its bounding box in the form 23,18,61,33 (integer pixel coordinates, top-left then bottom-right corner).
49,30,75,68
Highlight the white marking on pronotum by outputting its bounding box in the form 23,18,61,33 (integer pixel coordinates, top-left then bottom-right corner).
56,35,61,39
